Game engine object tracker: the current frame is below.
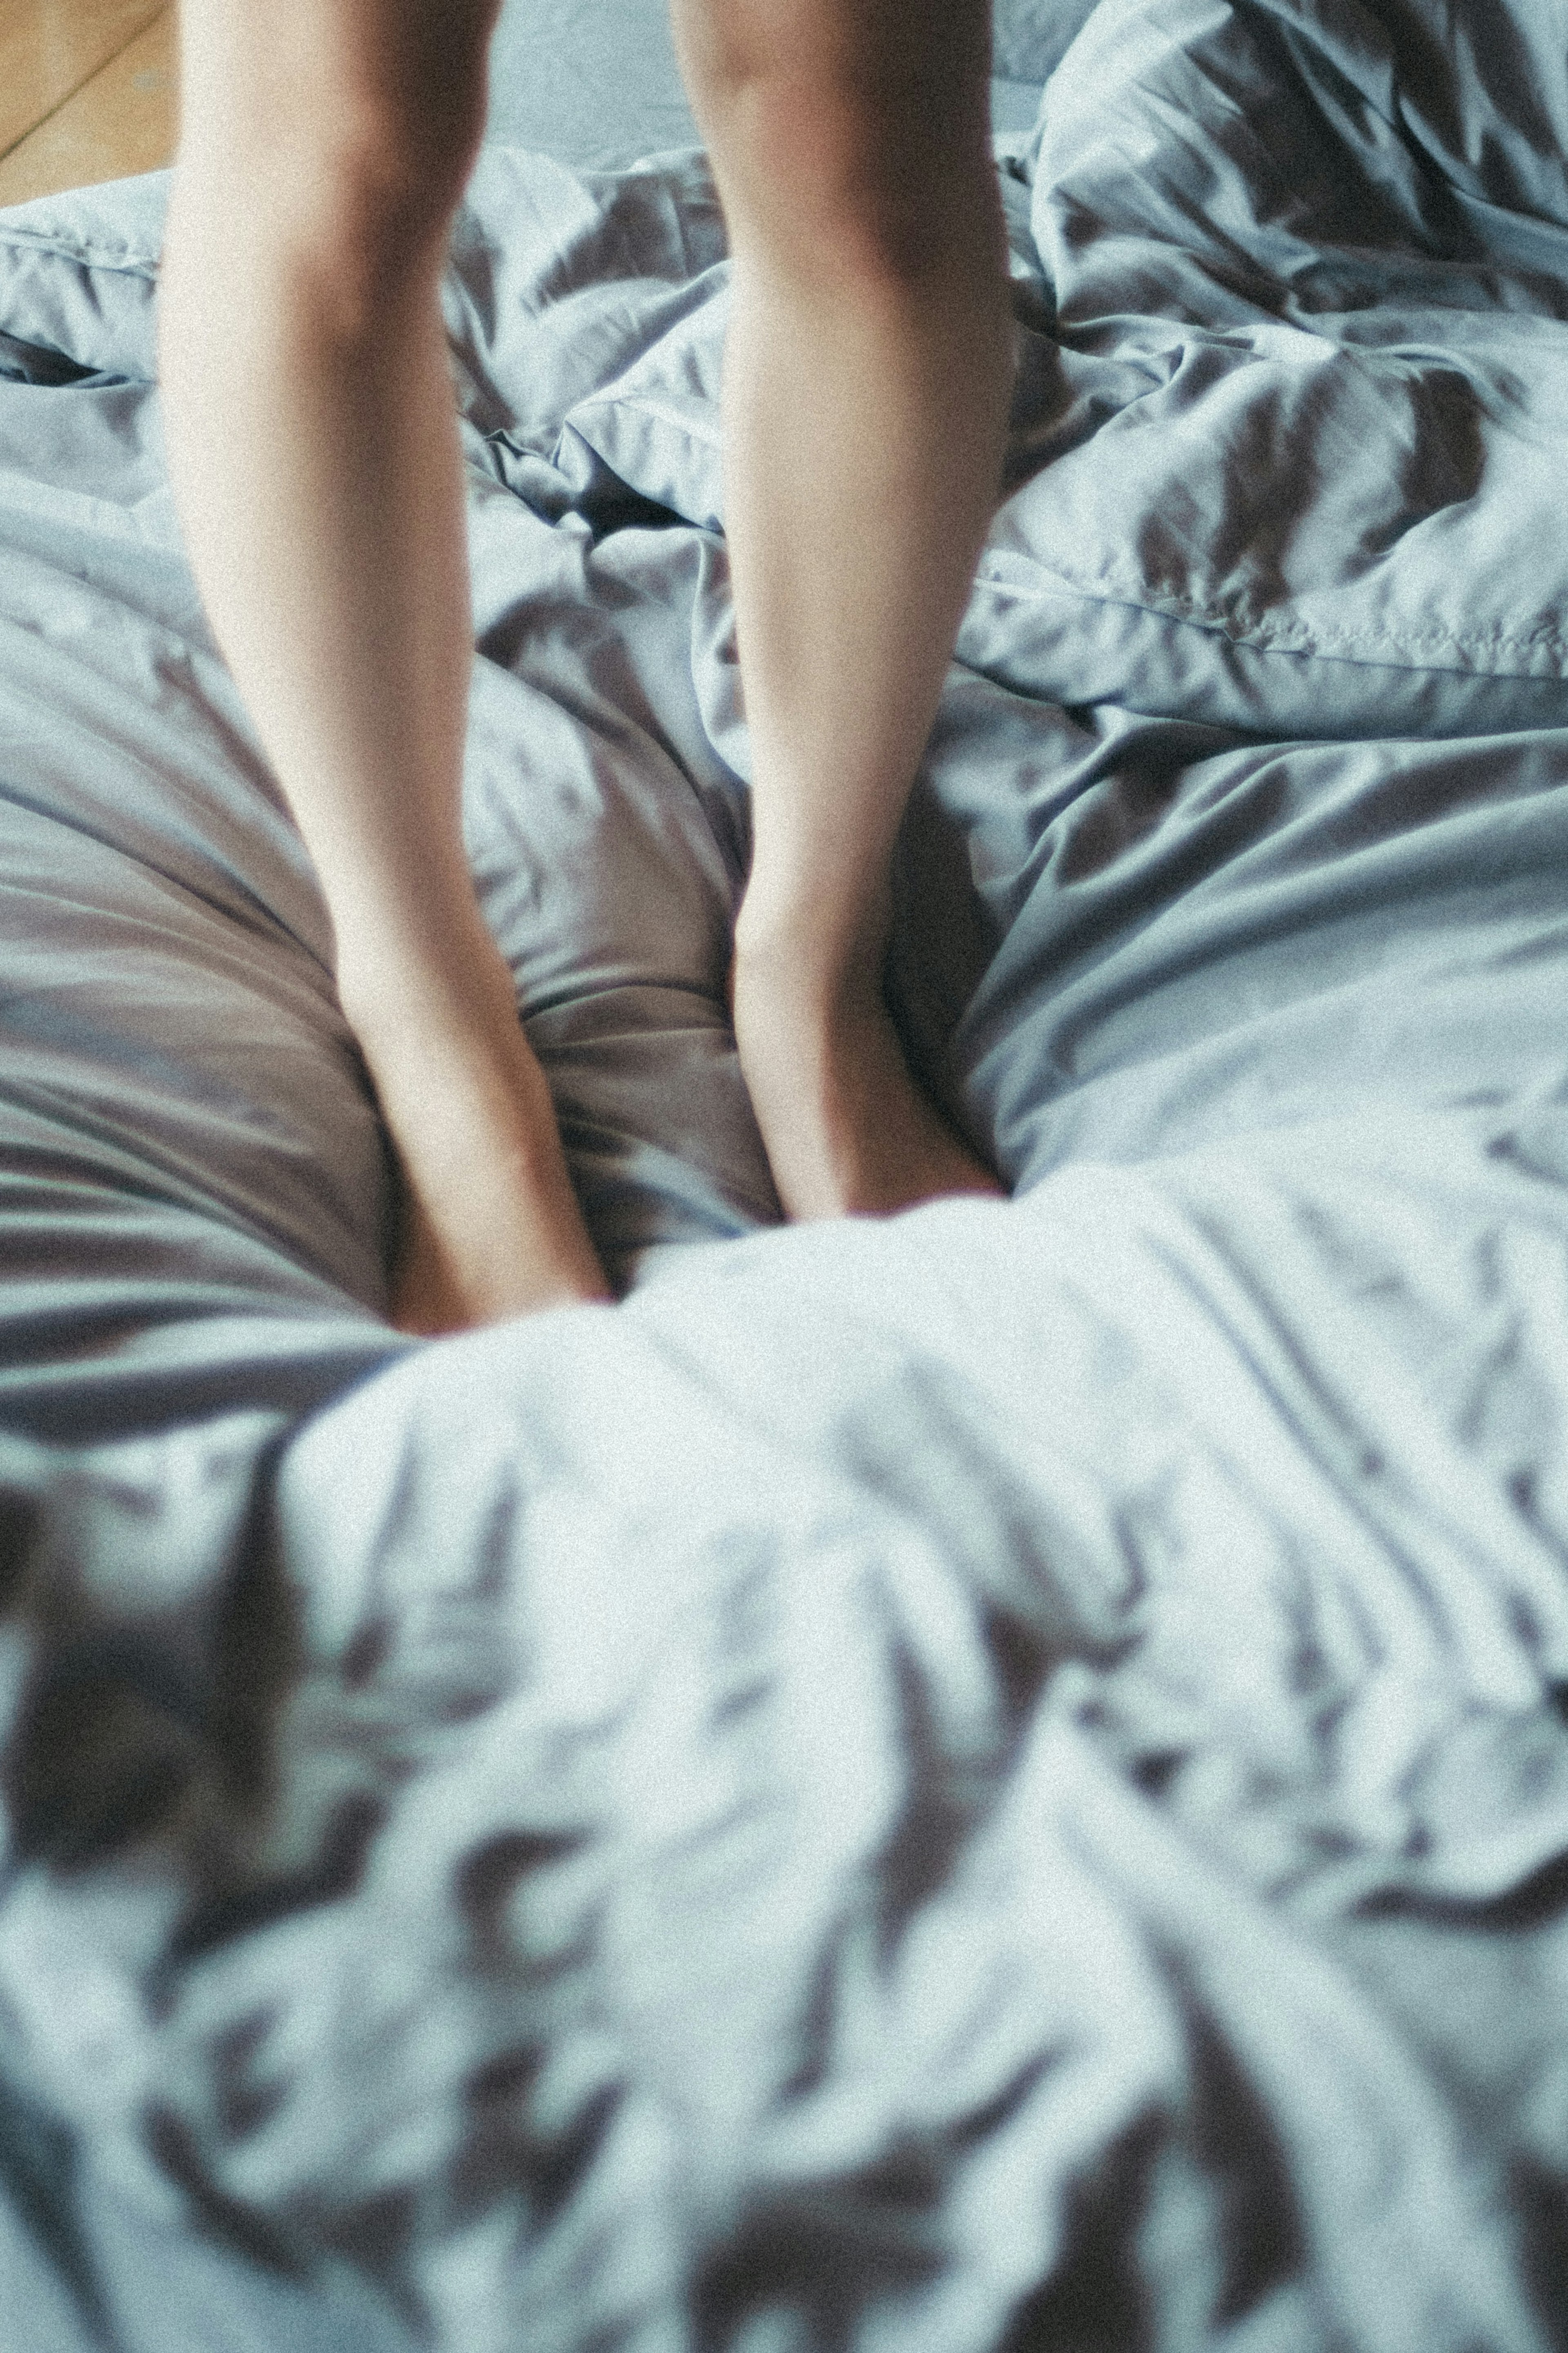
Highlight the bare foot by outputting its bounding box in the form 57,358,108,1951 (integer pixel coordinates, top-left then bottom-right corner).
730,938,1003,1221
341,943,610,1336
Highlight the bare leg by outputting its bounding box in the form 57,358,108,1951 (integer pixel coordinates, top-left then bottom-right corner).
159,0,608,1329
672,0,1013,1217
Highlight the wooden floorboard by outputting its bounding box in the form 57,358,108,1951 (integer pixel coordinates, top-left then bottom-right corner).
0,4,176,205
0,0,165,160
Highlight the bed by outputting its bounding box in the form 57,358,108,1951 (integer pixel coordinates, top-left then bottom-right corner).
1,0,1566,2344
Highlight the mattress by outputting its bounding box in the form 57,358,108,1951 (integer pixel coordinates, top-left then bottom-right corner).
2,1,1568,2347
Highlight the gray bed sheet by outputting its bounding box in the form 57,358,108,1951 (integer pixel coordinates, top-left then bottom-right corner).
2,0,1568,2346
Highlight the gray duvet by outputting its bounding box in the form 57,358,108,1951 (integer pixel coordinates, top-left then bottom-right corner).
2,0,1568,2345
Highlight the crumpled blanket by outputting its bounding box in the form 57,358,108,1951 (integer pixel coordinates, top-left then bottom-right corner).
1,0,1567,2345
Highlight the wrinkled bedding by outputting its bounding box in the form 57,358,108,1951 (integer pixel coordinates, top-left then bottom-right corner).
2,0,1568,2345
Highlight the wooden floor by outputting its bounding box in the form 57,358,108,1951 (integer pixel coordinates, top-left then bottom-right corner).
0,0,177,208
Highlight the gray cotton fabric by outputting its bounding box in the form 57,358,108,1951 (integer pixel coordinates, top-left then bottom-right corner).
1,0,1568,2346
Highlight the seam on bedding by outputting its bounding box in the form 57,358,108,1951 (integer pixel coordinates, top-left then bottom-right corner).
972,564,1568,676
0,230,160,276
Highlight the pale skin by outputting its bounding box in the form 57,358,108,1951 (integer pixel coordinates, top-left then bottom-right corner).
158,0,1013,1334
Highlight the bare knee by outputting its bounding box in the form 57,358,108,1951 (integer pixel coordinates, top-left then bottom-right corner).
173,0,501,318
671,0,996,283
